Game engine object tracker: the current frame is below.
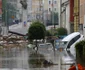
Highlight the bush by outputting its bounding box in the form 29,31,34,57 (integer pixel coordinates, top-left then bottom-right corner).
45,30,52,37
56,27,67,36
28,21,46,40
28,21,46,51
75,40,85,65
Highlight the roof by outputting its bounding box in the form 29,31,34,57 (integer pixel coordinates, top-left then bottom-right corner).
62,32,81,41
9,22,31,36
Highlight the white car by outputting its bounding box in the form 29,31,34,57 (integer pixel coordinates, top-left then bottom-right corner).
60,32,84,57
38,43,53,47
38,43,53,50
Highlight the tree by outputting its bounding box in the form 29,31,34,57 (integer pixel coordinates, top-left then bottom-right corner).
46,30,52,37
7,3,17,26
28,21,46,50
20,0,27,9
75,40,85,65
2,0,6,23
2,0,17,26
56,27,67,36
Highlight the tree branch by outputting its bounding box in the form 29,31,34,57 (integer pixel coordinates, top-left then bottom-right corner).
20,0,27,9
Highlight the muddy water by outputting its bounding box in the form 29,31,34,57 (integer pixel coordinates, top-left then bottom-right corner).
0,46,75,70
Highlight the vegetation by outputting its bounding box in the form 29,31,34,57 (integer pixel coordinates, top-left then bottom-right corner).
47,27,67,37
7,3,17,25
28,21,46,50
56,27,67,36
75,40,85,66
45,30,52,37
28,21,46,40
2,1,17,26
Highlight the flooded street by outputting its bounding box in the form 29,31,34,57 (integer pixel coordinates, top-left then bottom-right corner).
0,45,76,70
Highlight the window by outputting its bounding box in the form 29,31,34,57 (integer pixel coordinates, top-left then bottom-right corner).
67,39,75,49
73,35,80,42
67,35,80,49
54,1,57,4
49,1,51,4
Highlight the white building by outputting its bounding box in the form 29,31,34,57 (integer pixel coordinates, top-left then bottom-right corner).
57,0,70,34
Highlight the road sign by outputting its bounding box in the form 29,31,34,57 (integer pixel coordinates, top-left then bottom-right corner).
24,21,26,27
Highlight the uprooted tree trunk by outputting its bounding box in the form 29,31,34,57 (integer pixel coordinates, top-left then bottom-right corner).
35,39,38,52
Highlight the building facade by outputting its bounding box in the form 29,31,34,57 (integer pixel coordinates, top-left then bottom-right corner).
2,0,58,26
32,0,42,21
80,0,85,35
74,0,79,32
58,0,70,34
69,0,80,33
80,0,85,25
31,0,58,26
69,0,74,33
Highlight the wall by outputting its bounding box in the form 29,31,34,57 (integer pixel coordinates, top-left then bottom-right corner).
80,0,85,34
70,0,74,22
80,0,85,24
